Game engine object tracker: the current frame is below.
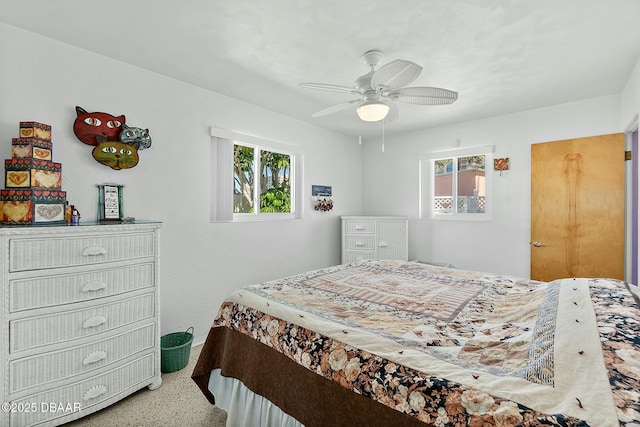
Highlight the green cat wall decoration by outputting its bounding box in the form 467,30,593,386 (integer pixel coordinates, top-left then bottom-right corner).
73,106,152,170
92,137,140,170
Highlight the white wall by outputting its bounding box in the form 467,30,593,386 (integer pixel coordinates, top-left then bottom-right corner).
0,23,364,343
362,95,623,277
621,55,640,130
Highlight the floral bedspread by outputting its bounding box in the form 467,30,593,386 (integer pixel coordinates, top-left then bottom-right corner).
214,260,640,426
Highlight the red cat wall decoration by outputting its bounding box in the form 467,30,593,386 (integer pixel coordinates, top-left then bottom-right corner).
73,106,125,146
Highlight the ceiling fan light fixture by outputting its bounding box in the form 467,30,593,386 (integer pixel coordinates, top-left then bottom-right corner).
356,101,390,122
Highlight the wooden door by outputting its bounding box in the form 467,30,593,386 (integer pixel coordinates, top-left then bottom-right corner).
530,134,624,281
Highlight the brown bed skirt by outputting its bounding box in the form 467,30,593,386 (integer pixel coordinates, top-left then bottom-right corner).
192,326,429,427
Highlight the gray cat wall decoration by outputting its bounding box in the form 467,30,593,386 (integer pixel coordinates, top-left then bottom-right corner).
120,123,152,150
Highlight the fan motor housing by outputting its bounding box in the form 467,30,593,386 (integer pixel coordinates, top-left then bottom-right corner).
362,50,384,68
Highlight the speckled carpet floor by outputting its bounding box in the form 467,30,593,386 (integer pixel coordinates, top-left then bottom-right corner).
65,344,227,426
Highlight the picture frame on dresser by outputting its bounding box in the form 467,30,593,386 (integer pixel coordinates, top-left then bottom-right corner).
0,221,162,427
97,184,124,223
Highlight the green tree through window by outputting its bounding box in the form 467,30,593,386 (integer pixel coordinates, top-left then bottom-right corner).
234,144,291,214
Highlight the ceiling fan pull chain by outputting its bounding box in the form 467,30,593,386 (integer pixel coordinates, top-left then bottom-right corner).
381,120,385,153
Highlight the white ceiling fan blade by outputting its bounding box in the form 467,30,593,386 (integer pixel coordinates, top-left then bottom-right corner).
300,82,361,95
312,99,361,117
387,86,458,105
371,59,422,91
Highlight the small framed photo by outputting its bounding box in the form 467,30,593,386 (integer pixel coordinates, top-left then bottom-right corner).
312,185,332,197
97,184,124,222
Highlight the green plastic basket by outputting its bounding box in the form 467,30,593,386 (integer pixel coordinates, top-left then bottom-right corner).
160,327,194,373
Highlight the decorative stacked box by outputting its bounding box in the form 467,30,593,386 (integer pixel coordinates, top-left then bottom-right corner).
0,122,67,224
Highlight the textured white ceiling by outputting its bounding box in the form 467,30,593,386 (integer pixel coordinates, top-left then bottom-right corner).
1,0,639,138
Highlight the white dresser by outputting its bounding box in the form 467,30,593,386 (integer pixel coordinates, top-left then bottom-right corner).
0,222,162,427
341,216,408,264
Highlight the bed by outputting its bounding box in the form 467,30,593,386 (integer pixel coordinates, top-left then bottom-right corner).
192,259,640,426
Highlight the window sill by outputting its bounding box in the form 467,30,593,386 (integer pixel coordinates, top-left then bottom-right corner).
210,213,301,223
426,214,491,221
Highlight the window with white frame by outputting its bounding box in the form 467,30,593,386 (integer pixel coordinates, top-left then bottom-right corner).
420,145,493,220
210,128,302,222
233,143,292,215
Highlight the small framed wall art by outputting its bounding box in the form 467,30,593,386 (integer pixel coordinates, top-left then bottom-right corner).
494,157,509,171
494,157,510,176
97,184,124,223
312,185,333,212
311,185,332,197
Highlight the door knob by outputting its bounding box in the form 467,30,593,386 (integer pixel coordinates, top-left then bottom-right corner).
531,241,543,247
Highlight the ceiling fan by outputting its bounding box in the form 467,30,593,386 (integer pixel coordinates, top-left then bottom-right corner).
300,50,458,123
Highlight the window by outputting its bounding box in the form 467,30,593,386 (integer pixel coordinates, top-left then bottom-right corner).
233,143,292,215
420,146,493,220
210,127,303,222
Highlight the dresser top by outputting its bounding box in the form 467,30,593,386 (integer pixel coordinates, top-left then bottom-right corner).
0,220,162,235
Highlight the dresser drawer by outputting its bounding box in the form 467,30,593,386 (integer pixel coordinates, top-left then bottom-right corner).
344,220,375,234
10,353,155,427
10,293,155,353
10,323,156,394
9,262,155,312
343,251,376,264
9,231,156,272
344,235,375,251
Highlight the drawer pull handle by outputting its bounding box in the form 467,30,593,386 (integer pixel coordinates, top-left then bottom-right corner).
82,246,107,256
83,384,107,401
83,351,107,365
83,316,107,329
82,281,107,292
355,241,365,247
379,242,389,248
355,226,365,231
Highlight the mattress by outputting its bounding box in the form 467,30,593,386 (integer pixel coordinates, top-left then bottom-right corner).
193,260,640,426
